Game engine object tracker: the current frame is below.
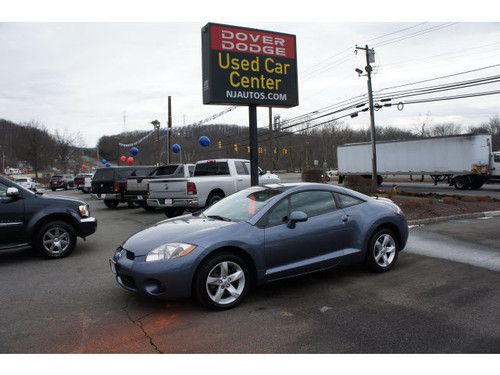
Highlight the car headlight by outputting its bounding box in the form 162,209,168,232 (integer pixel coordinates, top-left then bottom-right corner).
145,243,196,262
79,204,90,217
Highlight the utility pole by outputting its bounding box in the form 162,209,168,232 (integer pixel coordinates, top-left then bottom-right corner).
249,105,259,186
356,44,378,188
268,107,274,172
150,120,161,166
168,96,172,165
123,111,127,132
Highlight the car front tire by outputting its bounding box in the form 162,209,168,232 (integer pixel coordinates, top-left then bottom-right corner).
365,228,399,272
193,252,250,310
34,221,77,259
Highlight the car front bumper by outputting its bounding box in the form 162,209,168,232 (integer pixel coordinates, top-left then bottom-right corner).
77,217,97,238
110,246,201,299
146,197,199,208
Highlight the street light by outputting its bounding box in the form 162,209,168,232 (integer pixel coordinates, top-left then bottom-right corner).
150,120,161,165
355,68,364,76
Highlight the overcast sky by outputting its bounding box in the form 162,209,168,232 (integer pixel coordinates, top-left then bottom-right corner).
1,22,500,146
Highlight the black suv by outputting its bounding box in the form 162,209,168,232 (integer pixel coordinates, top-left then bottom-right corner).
91,166,156,209
0,176,97,258
50,174,75,191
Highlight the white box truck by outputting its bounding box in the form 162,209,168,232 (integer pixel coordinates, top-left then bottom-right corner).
337,134,500,190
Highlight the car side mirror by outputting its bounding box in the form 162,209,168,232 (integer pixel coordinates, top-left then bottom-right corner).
287,210,308,228
259,169,265,176
6,187,20,198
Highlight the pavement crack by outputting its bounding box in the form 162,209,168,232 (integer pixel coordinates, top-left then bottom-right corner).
121,298,164,354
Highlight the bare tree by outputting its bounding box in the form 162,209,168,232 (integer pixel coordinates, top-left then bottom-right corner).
430,122,462,137
18,121,55,178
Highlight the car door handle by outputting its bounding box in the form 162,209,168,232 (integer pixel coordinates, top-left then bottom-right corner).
237,178,243,181
341,215,349,223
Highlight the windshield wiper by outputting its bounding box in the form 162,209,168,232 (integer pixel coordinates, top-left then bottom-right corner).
206,215,232,222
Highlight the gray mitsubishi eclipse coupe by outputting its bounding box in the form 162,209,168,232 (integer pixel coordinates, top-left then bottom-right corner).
110,183,408,310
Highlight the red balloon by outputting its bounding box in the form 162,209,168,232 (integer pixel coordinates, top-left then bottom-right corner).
127,156,134,165
120,155,126,162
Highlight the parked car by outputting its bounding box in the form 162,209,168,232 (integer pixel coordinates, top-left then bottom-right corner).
124,164,194,211
50,174,75,191
74,173,94,193
91,166,156,208
0,176,97,258
15,177,36,191
110,183,408,310
147,159,280,218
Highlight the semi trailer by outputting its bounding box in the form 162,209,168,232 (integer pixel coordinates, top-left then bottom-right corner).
337,134,500,190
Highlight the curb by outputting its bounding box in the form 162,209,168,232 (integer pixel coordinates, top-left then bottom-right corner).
408,210,500,226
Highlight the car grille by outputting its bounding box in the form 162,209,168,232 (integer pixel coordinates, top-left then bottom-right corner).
119,274,136,289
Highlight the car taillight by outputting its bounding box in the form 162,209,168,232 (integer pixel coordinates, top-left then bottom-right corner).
114,182,120,192
187,182,197,195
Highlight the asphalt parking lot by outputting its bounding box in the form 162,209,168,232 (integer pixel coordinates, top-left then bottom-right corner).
0,189,499,353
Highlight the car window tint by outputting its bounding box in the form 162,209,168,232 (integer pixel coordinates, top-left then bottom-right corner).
235,161,248,175
154,165,179,176
194,162,230,176
337,193,365,208
175,166,184,176
290,191,337,217
93,169,114,180
267,198,289,227
0,182,7,198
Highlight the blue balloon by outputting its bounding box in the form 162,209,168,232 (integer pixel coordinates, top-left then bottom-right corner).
130,147,139,156
101,159,107,164
199,136,210,147
172,144,181,154
105,163,110,167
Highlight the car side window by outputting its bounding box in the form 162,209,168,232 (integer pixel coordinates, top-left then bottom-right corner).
494,154,500,163
336,193,365,208
290,191,337,217
235,161,248,175
0,182,8,198
188,165,194,176
175,166,184,176
266,198,289,227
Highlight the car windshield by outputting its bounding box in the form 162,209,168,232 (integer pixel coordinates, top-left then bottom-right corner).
15,178,27,182
202,186,287,222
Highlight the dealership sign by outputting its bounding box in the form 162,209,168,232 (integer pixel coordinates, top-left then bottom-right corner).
202,23,298,107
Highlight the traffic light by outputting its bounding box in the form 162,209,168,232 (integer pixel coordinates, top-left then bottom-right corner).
233,143,238,152
282,148,288,155
273,147,277,154
247,146,250,153
218,140,222,149
258,146,263,154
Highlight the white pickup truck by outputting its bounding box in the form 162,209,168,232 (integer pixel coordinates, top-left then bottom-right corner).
147,158,281,217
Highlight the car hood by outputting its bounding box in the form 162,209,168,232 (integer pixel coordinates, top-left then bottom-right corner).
122,214,237,256
37,194,86,206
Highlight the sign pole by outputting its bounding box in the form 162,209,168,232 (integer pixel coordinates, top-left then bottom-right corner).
249,105,259,186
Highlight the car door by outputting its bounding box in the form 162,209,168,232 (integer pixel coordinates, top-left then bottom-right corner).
235,161,251,190
263,190,353,280
0,182,26,246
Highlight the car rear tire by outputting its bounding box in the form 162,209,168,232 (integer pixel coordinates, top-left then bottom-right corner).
454,176,469,190
206,193,223,207
34,221,77,259
365,228,399,272
51,188,56,191
193,252,250,310
164,208,184,218
104,199,119,209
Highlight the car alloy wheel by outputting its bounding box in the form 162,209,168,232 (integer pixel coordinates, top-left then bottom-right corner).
205,261,246,305
35,220,76,258
373,233,396,268
42,227,71,255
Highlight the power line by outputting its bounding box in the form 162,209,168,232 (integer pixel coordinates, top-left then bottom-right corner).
376,63,500,92
373,22,459,48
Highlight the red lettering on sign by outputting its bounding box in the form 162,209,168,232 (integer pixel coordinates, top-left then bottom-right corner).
210,25,296,59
